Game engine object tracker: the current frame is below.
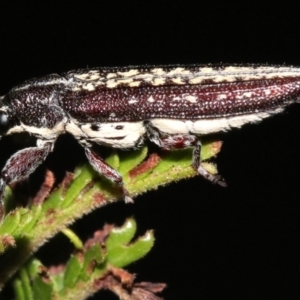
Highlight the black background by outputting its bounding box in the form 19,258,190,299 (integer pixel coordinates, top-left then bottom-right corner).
1,1,300,299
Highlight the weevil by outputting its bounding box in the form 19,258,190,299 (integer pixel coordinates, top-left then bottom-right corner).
1,64,300,215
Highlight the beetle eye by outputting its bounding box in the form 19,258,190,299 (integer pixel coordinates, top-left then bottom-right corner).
0,111,11,135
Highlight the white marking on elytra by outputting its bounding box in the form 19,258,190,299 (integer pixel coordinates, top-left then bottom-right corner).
82,83,96,91
189,77,205,84
172,77,185,84
71,86,82,92
212,76,236,83
75,72,101,81
128,81,141,87
147,96,155,102
235,92,254,100
217,94,228,100
264,89,271,95
184,95,197,103
243,92,253,98
118,69,140,77
128,97,138,104
172,96,181,101
166,67,186,76
151,68,166,75
68,66,300,91
114,78,134,85
199,67,214,73
74,73,89,80
152,78,166,86
107,73,117,79
106,78,139,88
106,80,118,88
89,74,101,80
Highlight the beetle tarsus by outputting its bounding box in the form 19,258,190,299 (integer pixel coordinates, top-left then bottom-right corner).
196,165,227,187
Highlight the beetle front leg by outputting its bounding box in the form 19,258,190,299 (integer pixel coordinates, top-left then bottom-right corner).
0,141,53,217
146,124,226,186
84,146,133,203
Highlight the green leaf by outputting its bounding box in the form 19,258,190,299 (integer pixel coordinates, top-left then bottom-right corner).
79,243,104,281
61,165,96,208
155,149,193,172
13,279,26,300
51,272,65,293
15,259,53,300
41,188,64,212
105,151,120,169
105,218,154,268
106,218,137,249
62,229,83,250
63,254,83,288
119,147,148,175
19,268,34,300
21,205,42,233
0,209,21,236
201,140,222,160
13,208,33,236
12,218,156,300
31,277,53,300
26,259,42,278
107,230,154,268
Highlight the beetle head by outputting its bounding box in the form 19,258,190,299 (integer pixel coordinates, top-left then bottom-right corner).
0,95,15,137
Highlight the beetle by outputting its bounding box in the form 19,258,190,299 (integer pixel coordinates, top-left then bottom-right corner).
1,64,300,215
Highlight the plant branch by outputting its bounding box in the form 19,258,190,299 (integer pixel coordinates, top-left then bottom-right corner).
0,139,222,290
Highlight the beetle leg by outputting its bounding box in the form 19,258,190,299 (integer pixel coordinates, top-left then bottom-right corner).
84,146,133,203
192,140,226,187
0,140,53,217
146,124,226,186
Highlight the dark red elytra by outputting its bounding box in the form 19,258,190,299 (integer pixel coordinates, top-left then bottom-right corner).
61,76,300,123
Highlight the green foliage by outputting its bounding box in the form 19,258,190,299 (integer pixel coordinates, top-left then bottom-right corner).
0,139,222,298
12,219,154,300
